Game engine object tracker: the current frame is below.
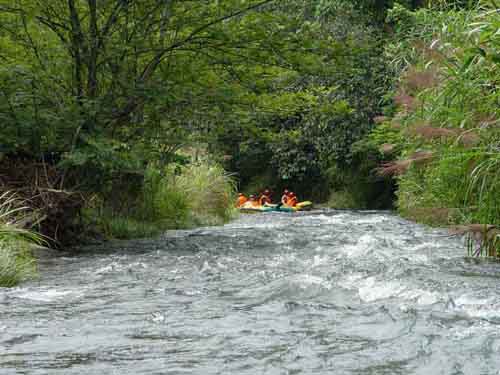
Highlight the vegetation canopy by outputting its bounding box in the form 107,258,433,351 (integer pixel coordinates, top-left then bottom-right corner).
0,0,498,279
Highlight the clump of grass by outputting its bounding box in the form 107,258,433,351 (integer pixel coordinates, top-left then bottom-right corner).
0,192,42,287
467,151,500,224
327,190,359,209
93,160,237,239
96,216,162,240
142,166,191,229
176,162,237,226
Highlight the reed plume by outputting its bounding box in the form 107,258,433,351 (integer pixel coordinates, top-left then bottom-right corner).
379,143,395,154
457,131,480,147
390,121,402,130
394,90,418,111
409,125,459,139
404,66,440,92
376,151,434,176
408,124,480,147
374,116,388,124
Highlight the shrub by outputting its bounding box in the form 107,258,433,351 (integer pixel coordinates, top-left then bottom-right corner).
176,162,237,226
0,192,42,287
93,160,237,239
326,190,359,209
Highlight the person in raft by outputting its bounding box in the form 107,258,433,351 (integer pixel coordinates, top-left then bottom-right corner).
281,189,289,205
250,195,261,207
287,191,298,207
236,193,248,208
242,195,260,208
259,189,272,206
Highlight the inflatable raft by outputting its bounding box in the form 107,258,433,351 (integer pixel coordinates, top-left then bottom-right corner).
239,201,313,213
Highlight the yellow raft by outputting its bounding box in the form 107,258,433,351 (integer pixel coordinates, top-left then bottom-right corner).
239,201,313,213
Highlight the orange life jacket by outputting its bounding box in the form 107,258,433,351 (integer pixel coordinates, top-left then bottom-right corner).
241,201,254,209
236,196,248,207
250,199,260,207
288,196,298,207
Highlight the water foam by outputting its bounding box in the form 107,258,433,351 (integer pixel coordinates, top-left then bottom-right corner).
340,234,377,258
357,277,405,302
13,288,75,302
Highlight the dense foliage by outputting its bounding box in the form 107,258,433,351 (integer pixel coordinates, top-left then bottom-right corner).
212,0,396,206
0,0,397,241
365,1,499,254
0,0,325,241
0,0,498,280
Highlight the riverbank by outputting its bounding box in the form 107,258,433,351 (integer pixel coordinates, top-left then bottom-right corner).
374,5,499,255
0,160,237,287
86,162,237,240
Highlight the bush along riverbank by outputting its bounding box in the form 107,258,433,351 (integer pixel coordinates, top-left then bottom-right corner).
363,3,499,256
0,192,42,287
0,159,236,286
87,161,237,240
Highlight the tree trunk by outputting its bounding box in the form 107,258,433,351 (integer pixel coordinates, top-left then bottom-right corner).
87,0,98,99
67,0,84,101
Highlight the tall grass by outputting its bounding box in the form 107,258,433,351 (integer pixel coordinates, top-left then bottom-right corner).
375,3,500,256
95,161,237,239
0,192,42,287
142,166,191,229
176,163,237,226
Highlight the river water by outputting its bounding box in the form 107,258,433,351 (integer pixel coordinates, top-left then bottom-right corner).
2,210,500,374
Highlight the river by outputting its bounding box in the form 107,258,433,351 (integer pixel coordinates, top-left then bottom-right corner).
2,210,500,374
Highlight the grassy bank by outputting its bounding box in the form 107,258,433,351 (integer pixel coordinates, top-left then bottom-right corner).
0,160,237,286
0,193,41,287
90,161,237,239
366,3,499,255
